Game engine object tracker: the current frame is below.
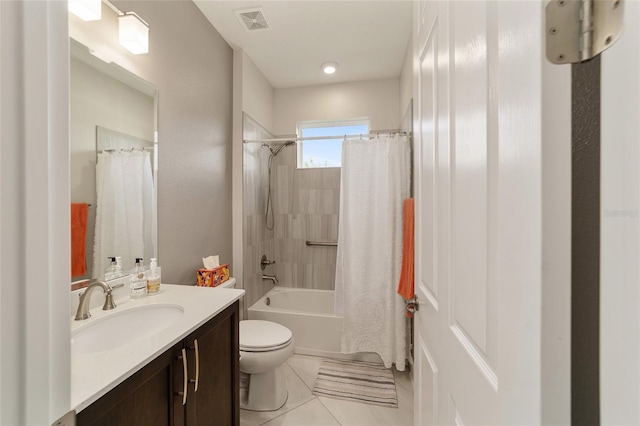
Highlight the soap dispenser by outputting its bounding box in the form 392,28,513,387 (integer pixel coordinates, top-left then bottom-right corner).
129,257,146,298
105,257,117,281
146,257,161,295
114,256,123,278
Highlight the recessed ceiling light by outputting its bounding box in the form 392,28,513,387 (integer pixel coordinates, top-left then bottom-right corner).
322,62,338,75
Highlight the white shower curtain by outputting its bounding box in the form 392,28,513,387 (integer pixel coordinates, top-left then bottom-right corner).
93,150,155,279
335,134,410,370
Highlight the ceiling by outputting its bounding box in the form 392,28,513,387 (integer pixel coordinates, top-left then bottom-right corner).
194,1,412,89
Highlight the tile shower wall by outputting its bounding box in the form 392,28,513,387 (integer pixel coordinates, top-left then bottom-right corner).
271,146,340,290
242,115,276,317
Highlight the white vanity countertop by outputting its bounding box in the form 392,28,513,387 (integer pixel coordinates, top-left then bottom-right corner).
71,283,244,413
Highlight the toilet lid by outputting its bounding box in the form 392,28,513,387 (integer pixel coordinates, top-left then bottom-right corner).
240,320,292,352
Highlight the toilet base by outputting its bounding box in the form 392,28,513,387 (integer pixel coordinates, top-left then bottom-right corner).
240,366,288,411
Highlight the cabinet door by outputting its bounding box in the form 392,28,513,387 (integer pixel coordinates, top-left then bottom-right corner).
77,341,185,426
185,301,240,426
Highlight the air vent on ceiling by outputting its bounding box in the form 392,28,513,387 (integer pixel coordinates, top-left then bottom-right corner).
235,7,270,31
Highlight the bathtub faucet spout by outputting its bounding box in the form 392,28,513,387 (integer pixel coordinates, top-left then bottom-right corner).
262,274,278,285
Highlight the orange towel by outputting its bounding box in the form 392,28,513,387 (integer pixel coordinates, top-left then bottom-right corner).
397,198,415,300
71,203,88,277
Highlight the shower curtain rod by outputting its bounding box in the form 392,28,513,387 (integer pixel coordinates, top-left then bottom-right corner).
99,147,154,153
243,130,411,144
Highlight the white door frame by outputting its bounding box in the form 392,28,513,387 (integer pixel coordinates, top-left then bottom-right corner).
541,2,572,422
600,2,640,423
0,1,71,424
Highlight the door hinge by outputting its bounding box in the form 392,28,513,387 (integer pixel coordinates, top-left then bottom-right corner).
546,0,624,64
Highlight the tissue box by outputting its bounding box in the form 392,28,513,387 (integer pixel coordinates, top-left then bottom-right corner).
196,264,230,287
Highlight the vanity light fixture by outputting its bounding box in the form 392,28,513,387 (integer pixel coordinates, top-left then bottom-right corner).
322,62,338,75
119,12,149,55
68,0,102,21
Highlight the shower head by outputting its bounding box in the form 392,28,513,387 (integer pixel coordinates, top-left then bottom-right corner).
265,140,295,156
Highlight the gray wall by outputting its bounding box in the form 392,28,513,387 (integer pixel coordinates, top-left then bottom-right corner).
114,0,233,284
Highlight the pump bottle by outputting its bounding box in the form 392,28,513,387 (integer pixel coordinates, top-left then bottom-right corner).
129,258,146,298
147,258,161,294
105,257,117,281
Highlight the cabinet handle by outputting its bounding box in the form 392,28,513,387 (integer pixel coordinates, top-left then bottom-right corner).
177,349,188,405
189,339,200,392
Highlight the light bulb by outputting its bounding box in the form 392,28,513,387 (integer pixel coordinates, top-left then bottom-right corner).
119,13,149,55
68,0,101,21
322,62,338,75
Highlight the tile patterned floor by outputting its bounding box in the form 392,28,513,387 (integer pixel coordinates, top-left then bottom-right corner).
240,354,414,426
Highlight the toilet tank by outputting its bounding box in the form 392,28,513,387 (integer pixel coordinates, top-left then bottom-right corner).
215,277,236,289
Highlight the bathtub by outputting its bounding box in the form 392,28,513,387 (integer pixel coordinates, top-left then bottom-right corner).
248,286,381,362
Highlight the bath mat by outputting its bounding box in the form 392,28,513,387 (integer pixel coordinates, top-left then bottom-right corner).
312,359,398,408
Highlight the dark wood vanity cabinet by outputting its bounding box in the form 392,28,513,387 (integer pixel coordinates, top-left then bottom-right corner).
77,301,240,426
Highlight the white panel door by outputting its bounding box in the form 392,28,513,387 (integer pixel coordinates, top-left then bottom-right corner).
413,1,545,424
601,2,640,424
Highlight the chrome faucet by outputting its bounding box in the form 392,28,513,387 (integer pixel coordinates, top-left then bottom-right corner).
262,274,278,285
74,281,123,321
260,255,276,270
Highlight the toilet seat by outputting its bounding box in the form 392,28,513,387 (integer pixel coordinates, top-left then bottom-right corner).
240,340,291,352
240,320,292,353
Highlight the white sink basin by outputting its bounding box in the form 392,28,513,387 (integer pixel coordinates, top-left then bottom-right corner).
72,304,184,354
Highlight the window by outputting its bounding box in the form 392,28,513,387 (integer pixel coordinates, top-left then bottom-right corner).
297,119,369,168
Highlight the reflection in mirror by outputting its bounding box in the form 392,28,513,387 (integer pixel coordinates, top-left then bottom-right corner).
70,38,158,283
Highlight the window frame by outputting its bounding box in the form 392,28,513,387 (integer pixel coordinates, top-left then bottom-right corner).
296,118,370,169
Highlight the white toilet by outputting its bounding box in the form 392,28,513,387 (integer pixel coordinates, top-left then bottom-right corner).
239,320,294,411
216,279,295,411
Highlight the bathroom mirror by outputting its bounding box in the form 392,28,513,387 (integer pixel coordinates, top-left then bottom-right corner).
70,38,158,283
